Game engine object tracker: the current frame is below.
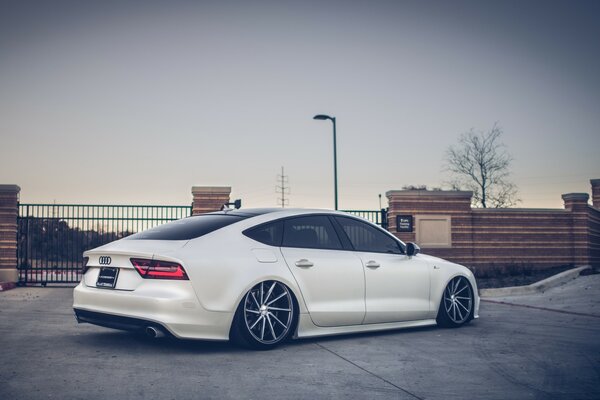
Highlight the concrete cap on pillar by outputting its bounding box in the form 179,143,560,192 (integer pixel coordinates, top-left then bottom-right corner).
0,184,21,193
561,193,589,202
385,189,473,198
192,186,231,195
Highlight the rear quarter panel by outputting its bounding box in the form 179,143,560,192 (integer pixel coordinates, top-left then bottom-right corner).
175,226,306,314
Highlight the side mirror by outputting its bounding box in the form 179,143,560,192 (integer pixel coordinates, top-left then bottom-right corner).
406,242,420,257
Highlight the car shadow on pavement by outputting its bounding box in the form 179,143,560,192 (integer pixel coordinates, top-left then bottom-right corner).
74,330,239,354
74,321,479,354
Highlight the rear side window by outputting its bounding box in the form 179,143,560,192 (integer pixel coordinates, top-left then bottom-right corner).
282,216,342,250
126,215,247,240
244,221,283,246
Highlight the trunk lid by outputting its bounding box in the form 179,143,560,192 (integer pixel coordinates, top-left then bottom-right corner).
83,239,188,290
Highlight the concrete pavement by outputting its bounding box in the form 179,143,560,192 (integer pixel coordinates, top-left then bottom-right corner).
1,276,599,400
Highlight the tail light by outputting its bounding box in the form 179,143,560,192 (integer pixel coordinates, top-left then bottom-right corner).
130,258,189,280
82,257,90,274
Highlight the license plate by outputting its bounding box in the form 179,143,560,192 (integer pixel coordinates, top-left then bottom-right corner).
96,267,119,289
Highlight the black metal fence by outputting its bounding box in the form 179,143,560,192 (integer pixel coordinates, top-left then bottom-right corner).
344,209,388,229
17,204,192,285
16,204,387,285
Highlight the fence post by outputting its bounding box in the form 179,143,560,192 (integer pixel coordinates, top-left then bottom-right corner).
0,185,20,289
381,208,389,230
191,186,231,215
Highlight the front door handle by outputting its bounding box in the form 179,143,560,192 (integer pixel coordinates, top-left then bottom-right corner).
365,260,380,268
295,259,314,268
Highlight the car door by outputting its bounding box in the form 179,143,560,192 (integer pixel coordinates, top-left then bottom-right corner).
279,215,365,327
334,216,431,324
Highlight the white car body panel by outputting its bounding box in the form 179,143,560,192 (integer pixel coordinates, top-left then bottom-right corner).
74,281,232,340
73,208,480,342
296,315,438,339
361,252,432,324
280,246,365,327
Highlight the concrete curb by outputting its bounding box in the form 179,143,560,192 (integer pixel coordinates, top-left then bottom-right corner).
479,265,592,298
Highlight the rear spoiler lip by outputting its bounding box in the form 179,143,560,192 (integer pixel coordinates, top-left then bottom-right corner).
83,249,154,258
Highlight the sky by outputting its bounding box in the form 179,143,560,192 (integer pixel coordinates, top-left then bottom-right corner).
1,0,599,210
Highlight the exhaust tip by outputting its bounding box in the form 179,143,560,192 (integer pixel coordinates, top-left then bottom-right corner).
145,326,165,339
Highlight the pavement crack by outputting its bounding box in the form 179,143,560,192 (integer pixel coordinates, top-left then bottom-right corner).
315,342,424,400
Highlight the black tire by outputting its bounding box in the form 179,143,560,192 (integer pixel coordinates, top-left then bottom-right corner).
436,276,474,328
230,281,297,350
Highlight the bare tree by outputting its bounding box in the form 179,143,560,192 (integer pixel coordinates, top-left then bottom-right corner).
445,123,519,208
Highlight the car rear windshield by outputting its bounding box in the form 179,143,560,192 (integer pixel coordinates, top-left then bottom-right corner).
126,214,248,240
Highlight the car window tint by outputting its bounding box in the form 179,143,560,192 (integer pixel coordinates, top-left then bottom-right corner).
244,221,283,246
126,215,247,240
282,216,342,250
335,216,402,254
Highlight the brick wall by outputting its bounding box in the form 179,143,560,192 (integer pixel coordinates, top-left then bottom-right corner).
469,208,576,268
0,185,20,284
387,180,600,270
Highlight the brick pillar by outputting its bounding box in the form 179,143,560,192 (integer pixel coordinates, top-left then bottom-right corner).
562,192,589,211
562,193,590,266
386,189,472,240
191,186,231,215
386,189,474,265
591,179,600,209
0,185,20,286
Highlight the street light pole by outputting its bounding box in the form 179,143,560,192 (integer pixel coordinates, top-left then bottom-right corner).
332,117,338,211
313,114,338,210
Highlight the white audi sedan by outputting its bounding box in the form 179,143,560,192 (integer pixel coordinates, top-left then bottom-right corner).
74,208,479,349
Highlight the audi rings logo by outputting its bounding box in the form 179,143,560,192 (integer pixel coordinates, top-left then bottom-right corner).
99,256,112,265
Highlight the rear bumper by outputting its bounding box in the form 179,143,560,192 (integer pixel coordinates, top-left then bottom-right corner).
74,308,169,333
73,281,232,340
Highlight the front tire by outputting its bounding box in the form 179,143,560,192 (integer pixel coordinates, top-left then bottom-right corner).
437,276,474,328
230,280,296,350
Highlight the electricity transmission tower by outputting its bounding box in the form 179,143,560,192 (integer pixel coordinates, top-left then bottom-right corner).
276,166,290,208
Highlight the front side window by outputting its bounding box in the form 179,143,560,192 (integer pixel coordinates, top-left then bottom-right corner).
335,216,403,254
126,214,247,240
282,216,342,250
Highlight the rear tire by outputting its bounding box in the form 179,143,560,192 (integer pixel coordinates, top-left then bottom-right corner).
230,281,297,350
437,276,474,328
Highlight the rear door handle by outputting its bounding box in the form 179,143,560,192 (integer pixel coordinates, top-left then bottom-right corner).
295,259,314,268
365,260,380,268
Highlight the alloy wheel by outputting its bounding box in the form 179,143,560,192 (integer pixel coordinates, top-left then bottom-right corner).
443,276,473,324
243,281,294,345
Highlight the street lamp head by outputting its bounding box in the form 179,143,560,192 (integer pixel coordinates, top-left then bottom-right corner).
313,114,334,121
